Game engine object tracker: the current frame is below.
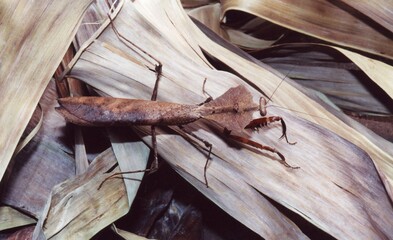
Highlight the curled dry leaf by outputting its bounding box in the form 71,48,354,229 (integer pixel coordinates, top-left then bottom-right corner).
187,3,229,41
220,0,393,59
33,149,129,239
333,46,393,100
1,80,75,218
0,0,94,181
339,0,393,34
181,0,218,8
111,225,150,240
188,3,282,50
0,206,36,231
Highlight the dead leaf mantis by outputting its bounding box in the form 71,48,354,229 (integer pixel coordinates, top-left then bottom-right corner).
57,66,298,186
56,15,298,187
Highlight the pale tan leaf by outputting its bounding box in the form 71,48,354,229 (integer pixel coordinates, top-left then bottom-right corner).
74,127,89,175
340,0,393,34
74,0,113,49
333,47,393,100
188,4,281,50
33,148,129,239
181,0,217,8
111,225,151,240
220,0,393,59
0,0,94,181
108,129,150,208
0,206,36,231
188,3,229,40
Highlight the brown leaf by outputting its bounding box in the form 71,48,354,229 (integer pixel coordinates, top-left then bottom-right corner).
0,0,94,181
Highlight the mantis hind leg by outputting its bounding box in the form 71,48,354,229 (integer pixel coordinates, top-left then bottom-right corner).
178,125,213,188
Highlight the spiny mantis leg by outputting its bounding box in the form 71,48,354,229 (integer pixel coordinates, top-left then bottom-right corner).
178,125,213,188
107,13,161,69
149,63,163,172
245,116,297,145
223,128,299,169
188,78,214,186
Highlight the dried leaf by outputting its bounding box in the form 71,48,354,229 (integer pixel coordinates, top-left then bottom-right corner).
339,0,393,34
33,149,128,239
220,0,393,59
0,0,94,181
0,206,36,231
1,80,75,218
333,46,393,100
188,3,228,40
108,128,149,208
181,0,217,8
111,225,151,240
188,3,282,50
5,226,35,240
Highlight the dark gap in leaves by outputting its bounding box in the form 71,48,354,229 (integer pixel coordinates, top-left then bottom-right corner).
346,113,393,143
108,163,263,240
224,11,291,40
222,10,256,28
80,127,111,163
92,227,123,240
252,45,351,64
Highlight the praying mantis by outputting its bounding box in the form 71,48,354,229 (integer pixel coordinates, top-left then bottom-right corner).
56,15,298,187
57,64,297,187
